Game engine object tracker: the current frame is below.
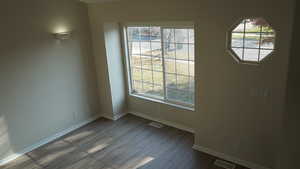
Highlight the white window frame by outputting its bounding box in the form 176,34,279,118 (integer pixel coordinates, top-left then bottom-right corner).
227,17,276,64
122,22,195,110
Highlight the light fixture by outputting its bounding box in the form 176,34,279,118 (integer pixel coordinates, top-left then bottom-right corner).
53,31,72,40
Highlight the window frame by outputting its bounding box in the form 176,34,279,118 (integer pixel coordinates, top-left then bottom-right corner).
122,23,195,110
227,17,276,65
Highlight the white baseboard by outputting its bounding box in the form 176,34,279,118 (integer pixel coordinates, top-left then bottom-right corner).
102,112,127,121
192,144,270,169
112,112,127,120
129,111,194,133
0,115,101,166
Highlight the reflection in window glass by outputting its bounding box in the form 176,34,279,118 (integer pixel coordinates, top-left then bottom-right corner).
229,18,275,63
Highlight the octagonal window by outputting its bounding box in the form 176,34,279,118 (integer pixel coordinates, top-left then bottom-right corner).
229,18,275,63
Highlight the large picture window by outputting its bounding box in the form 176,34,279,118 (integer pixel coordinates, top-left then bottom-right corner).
124,24,195,108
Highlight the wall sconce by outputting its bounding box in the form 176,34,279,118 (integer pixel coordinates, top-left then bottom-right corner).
53,31,72,40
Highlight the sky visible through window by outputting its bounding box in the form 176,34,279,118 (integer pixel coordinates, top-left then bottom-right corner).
126,26,195,106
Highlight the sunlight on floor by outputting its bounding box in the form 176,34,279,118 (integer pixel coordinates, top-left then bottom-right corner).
65,130,94,142
117,156,155,169
37,141,79,164
133,156,154,168
86,136,113,154
87,142,109,154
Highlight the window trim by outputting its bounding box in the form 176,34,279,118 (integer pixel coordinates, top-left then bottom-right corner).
122,23,195,110
130,93,195,111
227,17,276,65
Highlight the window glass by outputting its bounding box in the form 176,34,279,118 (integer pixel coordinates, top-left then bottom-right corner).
229,18,275,62
126,26,195,107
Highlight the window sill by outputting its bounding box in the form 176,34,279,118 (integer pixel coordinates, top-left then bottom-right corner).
129,93,195,112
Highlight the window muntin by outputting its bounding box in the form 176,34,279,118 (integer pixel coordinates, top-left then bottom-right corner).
125,25,195,107
229,18,275,63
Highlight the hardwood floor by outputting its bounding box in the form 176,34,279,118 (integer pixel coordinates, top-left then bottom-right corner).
1,114,249,169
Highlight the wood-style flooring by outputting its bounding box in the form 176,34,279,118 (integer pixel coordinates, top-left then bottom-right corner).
1,114,249,169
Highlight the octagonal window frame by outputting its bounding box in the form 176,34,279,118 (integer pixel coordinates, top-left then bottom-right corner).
227,17,276,64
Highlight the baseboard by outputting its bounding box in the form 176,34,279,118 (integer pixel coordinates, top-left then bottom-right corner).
129,111,194,133
112,112,128,120
0,115,101,166
192,144,270,169
102,112,127,121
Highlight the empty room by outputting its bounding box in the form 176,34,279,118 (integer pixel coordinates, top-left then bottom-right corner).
0,0,298,169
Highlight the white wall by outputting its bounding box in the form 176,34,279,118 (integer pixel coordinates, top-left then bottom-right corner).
0,0,99,161
87,0,295,168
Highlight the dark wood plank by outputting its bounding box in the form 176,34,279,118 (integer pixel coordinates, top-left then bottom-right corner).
3,114,249,169
27,140,88,169
0,155,41,169
62,157,111,169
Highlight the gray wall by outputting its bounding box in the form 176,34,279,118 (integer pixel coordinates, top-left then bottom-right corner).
0,0,99,160
88,0,294,168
